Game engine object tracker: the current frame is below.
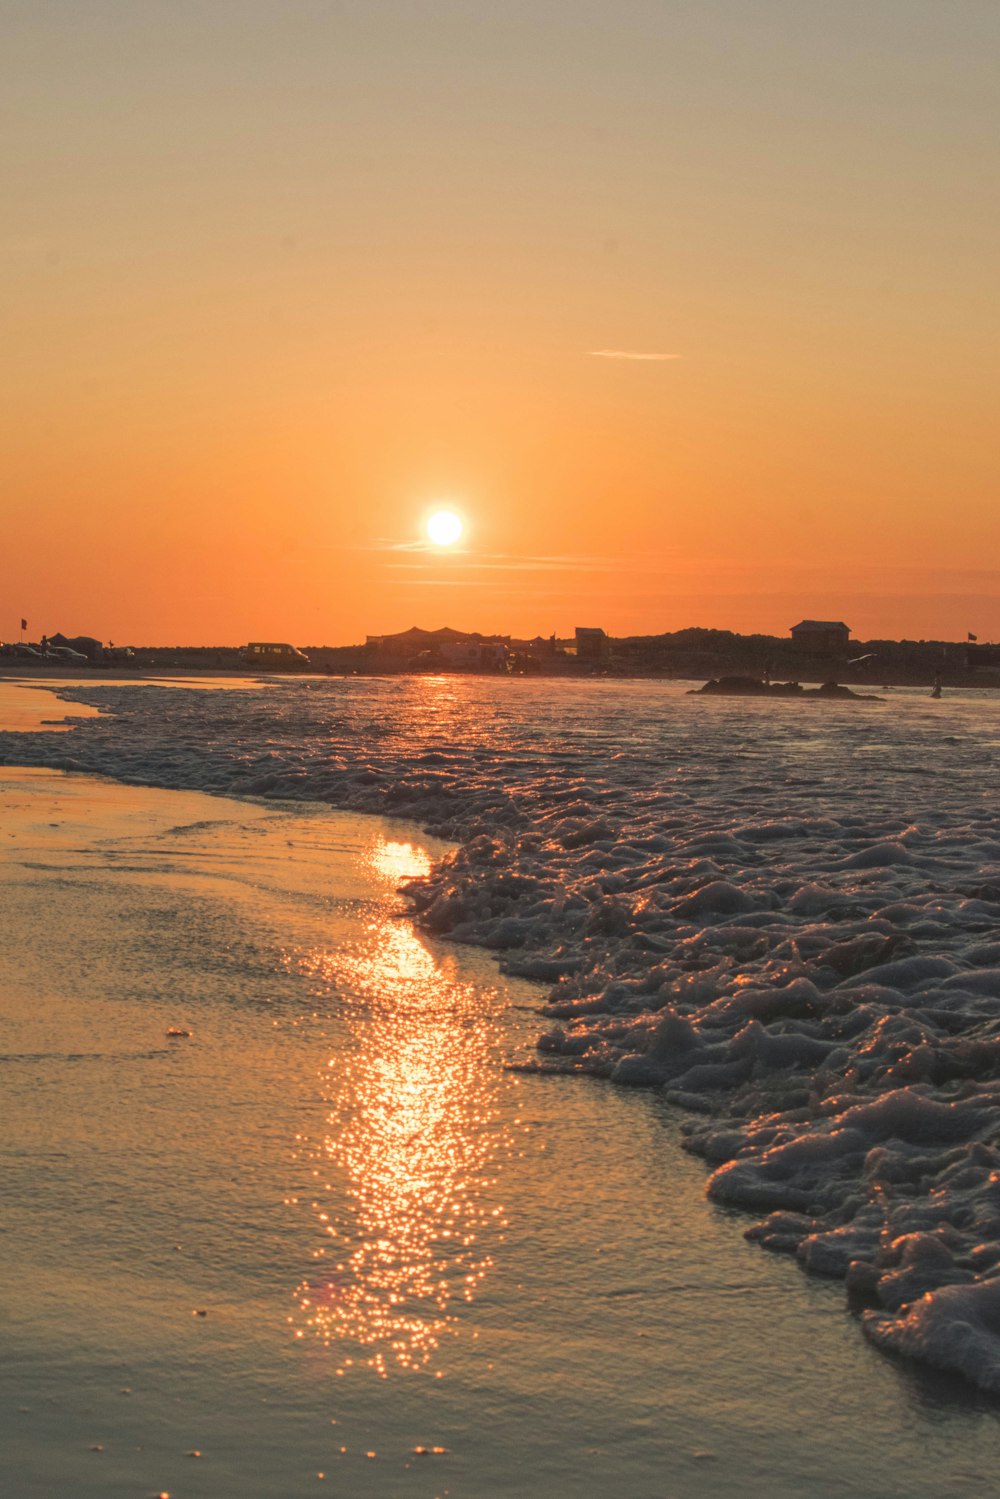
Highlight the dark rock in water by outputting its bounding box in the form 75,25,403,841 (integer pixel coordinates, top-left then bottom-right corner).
690,676,882,701
814,680,874,699
691,675,792,696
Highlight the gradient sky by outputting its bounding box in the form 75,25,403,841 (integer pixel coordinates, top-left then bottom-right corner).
3,0,998,644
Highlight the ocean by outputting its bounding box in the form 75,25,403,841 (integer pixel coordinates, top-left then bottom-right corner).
2,674,1000,1496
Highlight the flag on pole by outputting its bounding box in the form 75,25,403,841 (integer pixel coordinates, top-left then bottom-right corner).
968,632,978,642
20,618,27,631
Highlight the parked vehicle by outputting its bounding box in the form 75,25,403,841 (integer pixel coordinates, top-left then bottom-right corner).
241,642,311,671
0,643,43,659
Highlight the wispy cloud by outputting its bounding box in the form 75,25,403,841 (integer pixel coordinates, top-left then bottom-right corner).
385,551,610,574
369,546,741,577
588,349,680,361
358,541,617,570
382,539,467,555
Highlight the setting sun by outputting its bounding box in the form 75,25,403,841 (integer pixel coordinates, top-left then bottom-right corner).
426,510,464,547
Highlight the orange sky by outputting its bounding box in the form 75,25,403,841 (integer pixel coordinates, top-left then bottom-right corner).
3,2,998,645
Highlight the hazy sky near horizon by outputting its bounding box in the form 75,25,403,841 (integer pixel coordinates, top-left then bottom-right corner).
3,0,998,644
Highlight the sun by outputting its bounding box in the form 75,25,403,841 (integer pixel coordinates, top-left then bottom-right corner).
426,509,463,547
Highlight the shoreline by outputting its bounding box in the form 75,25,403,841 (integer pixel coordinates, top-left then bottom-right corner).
3,659,997,691
4,676,1000,1398
4,759,1000,1496
9,761,984,1497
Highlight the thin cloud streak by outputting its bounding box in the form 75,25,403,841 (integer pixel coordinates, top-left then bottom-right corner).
377,539,470,555
588,350,680,361
385,555,605,574
384,550,728,577
364,541,633,572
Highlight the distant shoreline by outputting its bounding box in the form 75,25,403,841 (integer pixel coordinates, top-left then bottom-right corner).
2,659,997,691
5,624,997,691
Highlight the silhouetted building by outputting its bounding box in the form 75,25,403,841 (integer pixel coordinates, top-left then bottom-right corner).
50,632,103,660
439,639,508,668
365,626,510,668
521,634,559,658
789,620,850,652
575,627,608,662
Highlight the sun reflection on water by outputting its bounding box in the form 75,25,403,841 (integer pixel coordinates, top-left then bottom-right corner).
289,834,513,1377
369,837,432,885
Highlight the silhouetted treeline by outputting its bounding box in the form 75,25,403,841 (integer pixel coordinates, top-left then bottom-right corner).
612,629,988,685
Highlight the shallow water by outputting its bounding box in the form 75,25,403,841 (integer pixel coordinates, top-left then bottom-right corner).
0,680,102,733
2,763,1000,1497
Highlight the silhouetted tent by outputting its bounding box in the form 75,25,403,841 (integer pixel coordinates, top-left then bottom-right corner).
50,632,103,660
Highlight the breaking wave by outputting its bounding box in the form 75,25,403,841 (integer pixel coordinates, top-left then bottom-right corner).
4,675,1000,1393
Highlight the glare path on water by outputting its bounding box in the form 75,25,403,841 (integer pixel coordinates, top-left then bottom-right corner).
288,836,512,1378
